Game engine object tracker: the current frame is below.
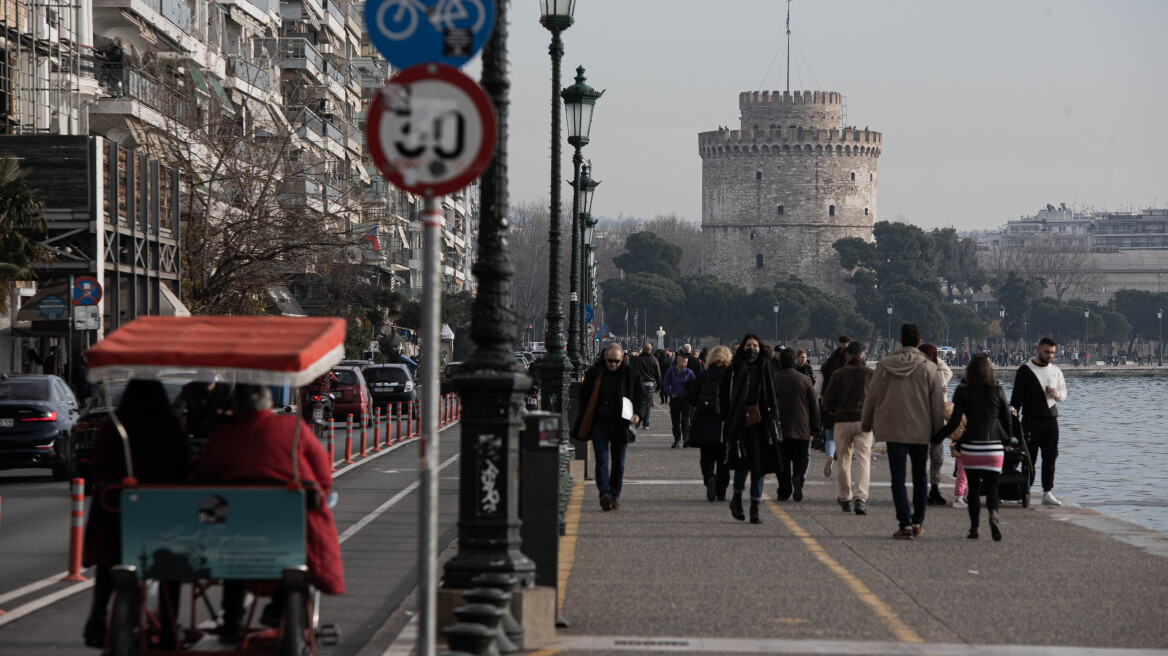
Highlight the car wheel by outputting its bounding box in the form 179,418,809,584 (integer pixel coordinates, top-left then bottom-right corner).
52,447,72,482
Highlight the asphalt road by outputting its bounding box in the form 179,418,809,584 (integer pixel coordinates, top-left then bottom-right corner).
0,415,461,656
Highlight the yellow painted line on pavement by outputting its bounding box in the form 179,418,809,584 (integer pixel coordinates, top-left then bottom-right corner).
766,500,923,644
557,483,586,615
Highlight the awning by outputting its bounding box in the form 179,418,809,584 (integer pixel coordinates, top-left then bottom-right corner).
396,225,408,247
159,284,192,317
440,324,455,340
17,281,72,322
206,72,237,117
244,97,282,137
86,316,346,386
185,61,211,99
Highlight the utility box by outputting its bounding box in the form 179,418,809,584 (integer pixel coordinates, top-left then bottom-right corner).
519,412,561,589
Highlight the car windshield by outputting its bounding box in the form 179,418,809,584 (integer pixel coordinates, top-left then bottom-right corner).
443,364,460,378
96,380,195,408
0,379,50,400
364,368,408,384
331,369,362,386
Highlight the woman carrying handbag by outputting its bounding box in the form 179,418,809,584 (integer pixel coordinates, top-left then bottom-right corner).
718,334,783,524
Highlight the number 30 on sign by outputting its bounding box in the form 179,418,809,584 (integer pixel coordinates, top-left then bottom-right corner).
365,63,497,198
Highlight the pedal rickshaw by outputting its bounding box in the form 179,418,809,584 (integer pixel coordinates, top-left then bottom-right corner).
84,316,347,656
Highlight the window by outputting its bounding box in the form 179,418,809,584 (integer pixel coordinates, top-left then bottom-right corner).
864,208,869,216
870,173,873,181
829,204,835,216
756,254,764,268
750,231,755,240
755,171,762,181
777,205,784,216
850,172,856,181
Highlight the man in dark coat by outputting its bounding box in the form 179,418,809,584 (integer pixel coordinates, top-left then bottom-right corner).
822,341,875,514
571,344,644,511
774,348,821,502
817,335,850,476
630,344,662,429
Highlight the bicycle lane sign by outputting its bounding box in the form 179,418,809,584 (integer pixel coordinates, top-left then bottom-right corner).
365,0,495,70
366,63,496,197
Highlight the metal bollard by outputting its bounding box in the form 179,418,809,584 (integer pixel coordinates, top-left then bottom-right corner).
440,394,447,427
373,406,382,451
395,402,403,444
328,420,336,472
360,411,368,457
64,479,87,581
344,415,354,464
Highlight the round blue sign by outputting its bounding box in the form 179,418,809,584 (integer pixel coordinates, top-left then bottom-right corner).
39,294,67,320
364,0,495,70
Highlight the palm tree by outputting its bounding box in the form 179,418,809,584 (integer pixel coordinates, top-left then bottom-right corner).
0,155,54,312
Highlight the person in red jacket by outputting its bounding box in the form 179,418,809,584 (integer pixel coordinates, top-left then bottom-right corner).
195,384,345,639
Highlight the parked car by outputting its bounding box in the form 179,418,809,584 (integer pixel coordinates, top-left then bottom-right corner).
338,359,374,370
362,364,417,409
0,374,81,480
440,362,462,395
328,366,371,423
514,352,530,370
70,377,192,486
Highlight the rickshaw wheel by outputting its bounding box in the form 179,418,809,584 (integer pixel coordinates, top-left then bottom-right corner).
280,590,310,656
107,590,140,656
1021,491,1031,508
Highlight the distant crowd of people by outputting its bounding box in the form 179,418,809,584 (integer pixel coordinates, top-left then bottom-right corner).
571,324,1069,542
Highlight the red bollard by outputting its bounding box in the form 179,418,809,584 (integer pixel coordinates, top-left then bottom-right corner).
344,414,354,464
372,406,382,451
455,396,461,420
439,395,446,428
328,420,336,471
360,411,368,457
63,479,87,581
396,402,404,444
415,400,422,437
405,401,413,440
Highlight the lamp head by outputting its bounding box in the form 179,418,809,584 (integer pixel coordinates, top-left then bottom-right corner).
539,0,575,30
562,66,604,145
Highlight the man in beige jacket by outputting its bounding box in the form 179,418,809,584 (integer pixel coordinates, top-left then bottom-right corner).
861,323,946,540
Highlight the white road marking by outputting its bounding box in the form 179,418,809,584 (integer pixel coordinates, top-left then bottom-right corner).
338,453,459,544
0,570,87,607
553,635,1168,655
0,580,93,628
381,613,418,656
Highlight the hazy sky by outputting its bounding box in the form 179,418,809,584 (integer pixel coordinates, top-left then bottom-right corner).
465,0,1168,231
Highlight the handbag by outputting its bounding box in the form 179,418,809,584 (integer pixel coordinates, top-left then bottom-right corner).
744,376,763,427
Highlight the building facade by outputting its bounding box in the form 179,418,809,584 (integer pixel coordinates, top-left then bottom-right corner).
698,90,881,297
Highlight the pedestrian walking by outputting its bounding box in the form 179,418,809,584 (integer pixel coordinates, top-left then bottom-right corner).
861,324,945,540
795,349,816,385
821,340,874,514
655,348,671,404
631,344,662,430
818,336,850,476
1010,337,1068,506
571,343,644,511
679,343,704,375
686,345,731,502
664,352,695,448
918,343,954,506
933,354,1012,541
719,334,782,524
773,348,820,502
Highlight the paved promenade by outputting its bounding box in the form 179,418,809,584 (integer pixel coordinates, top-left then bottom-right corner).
540,420,1168,656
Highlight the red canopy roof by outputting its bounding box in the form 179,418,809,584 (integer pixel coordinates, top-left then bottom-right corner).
86,316,347,387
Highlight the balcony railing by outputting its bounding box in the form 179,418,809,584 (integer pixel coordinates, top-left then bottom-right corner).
319,57,347,87
345,118,362,149
253,37,322,76
323,120,344,144
322,0,345,25
143,0,191,33
226,56,276,93
96,62,198,128
292,106,326,138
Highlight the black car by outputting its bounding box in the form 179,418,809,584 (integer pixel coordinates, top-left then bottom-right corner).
70,378,192,485
362,364,417,409
0,374,82,480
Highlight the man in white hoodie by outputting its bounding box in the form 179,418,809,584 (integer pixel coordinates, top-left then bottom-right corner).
861,323,946,540
1010,337,1068,506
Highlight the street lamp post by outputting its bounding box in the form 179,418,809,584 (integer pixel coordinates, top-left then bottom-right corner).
537,0,573,438
562,66,603,379
1084,308,1090,360
999,306,1006,352
773,303,779,344
1158,308,1163,366
886,303,893,354
578,164,599,362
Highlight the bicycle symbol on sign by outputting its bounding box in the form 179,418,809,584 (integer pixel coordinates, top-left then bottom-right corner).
374,0,486,42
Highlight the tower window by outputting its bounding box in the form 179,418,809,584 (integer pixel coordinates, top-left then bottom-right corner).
750,231,756,240
756,254,764,268
755,171,762,181
870,173,874,181
777,205,784,216
865,208,869,216
829,204,836,216
850,172,856,181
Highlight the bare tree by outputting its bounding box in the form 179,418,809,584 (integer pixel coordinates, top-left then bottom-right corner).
640,214,703,276
1021,235,1100,301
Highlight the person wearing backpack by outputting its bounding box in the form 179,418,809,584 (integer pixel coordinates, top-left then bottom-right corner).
686,345,732,501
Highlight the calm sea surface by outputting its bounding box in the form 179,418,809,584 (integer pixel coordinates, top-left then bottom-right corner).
945,375,1168,534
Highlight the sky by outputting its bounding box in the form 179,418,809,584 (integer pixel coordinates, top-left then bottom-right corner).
464,0,1168,231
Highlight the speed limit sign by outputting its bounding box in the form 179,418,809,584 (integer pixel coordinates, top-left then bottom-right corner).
366,63,496,197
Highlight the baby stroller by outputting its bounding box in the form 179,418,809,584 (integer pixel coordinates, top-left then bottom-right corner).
998,414,1034,507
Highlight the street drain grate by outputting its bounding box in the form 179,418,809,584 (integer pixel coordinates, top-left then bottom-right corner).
613,639,692,647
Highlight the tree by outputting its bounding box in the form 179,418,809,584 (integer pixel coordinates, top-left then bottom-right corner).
612,231,683,279
884,283,947,347
0,156,54,312
1024,236,1099,301
1109,289,1168,353
931,226,985,300
639,214,703,277
991,272,1043,340
677,274,748,341
599,273,684,336
395,291,475,330
939,302,989,346
835,221,941,336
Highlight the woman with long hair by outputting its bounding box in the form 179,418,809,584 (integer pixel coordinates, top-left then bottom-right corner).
718,334,781,523
686,345,732,502
932,354,1012,540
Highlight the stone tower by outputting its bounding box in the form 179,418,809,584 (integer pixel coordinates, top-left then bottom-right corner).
698,90,881,297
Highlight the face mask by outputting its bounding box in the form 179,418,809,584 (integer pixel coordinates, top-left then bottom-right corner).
744,348,759,360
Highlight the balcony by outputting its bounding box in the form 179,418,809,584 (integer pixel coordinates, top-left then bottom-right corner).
93,62,198,129
226,55,276,94
253,37,323,80
142,0,191,34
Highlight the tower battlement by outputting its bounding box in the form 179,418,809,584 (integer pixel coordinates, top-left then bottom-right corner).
697,126,882,157
738,89,844,131
738,90,843,108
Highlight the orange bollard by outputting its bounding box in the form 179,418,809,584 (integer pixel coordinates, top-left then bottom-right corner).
344,414,354,464
405,401,413,440
372,406,382,451
63,479,87,581
328,420,336,471
455,396,461,420
414,400,422,437
396,402,404,444
439,395,446,428
360,411,368,457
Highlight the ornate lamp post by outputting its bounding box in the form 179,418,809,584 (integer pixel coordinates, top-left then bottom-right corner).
886,303,893,353
562,66,603,378
1158,308,1163,366
999,306,1006,352
537,0,574,435
772,303,779,344
577,164,599,361
1084,308,1090,358
442,0,536,599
